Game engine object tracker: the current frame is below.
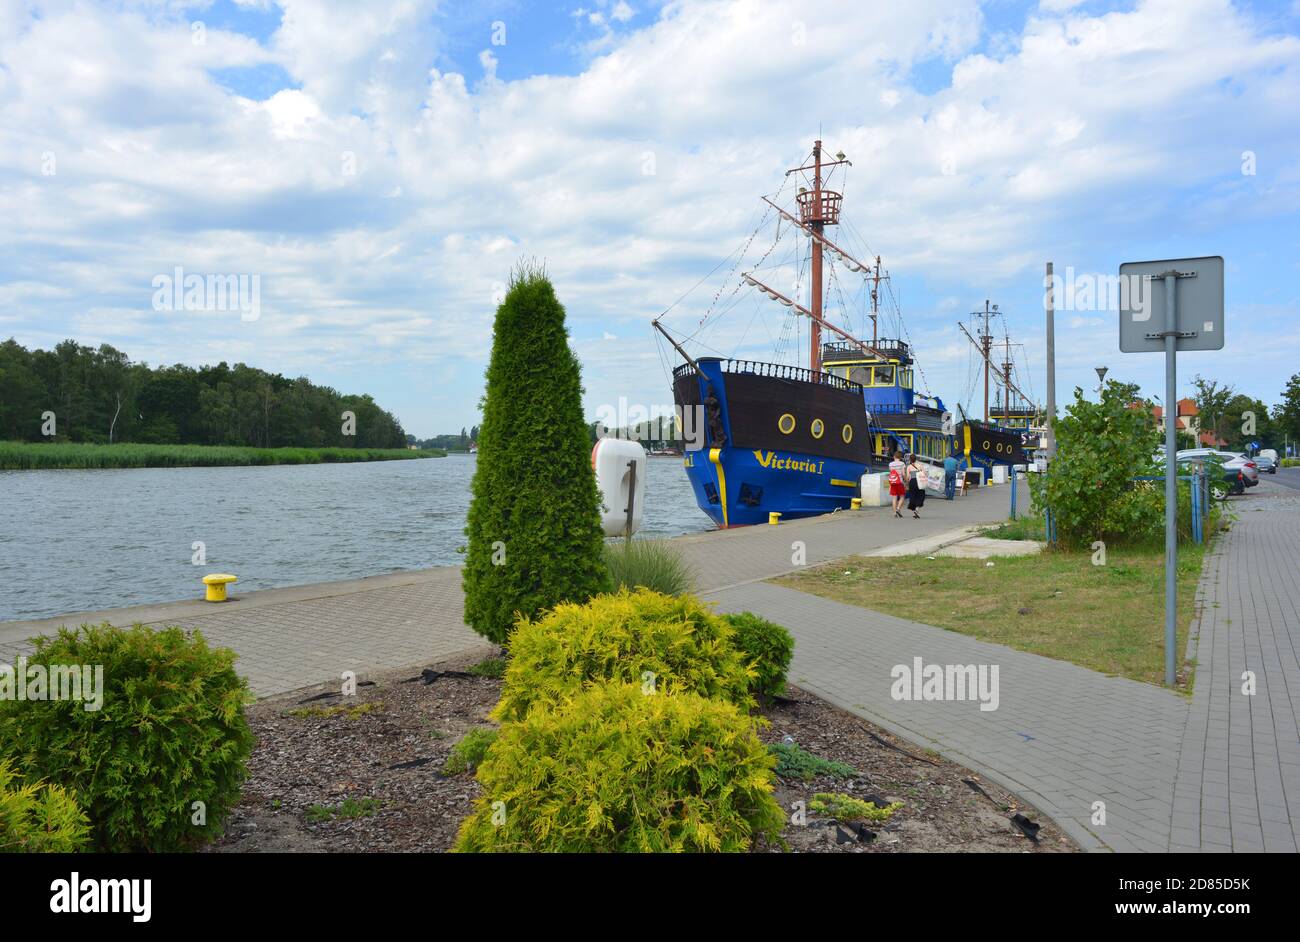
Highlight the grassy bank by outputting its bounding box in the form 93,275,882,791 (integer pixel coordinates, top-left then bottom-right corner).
775,538,1211,689
0,441,446,470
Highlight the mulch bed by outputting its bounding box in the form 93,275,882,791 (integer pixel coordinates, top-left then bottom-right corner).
209,651,1077,853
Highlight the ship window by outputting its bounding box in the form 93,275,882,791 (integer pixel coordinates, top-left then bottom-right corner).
900,369,913,389
874,365,895,386
810,418,825,439
842,424,853,444
778,413,796,434
849,366,871,386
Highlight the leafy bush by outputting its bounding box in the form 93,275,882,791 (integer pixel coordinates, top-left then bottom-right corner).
492,588,754,722
463,264,611,645
442,728,499,774
809,792,902,823
455,683,784,852
0,623,254,852
604,538,694,596
723,612,794,698
768,741,856,781
0,758,91,853
1028,382,1171,549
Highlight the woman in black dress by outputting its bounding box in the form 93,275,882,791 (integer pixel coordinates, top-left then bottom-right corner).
906,453,927,518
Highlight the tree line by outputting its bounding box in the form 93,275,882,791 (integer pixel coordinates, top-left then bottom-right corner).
0,338,409,449
1111,373,1300,454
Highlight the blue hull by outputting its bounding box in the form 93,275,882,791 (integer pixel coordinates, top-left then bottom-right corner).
681,446,865,528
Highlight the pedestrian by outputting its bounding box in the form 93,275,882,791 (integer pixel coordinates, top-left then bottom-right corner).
907,453,927,518
943,448,959,501
888,450,906,517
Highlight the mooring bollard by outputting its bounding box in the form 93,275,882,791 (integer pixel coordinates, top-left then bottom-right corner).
850,497,862,510
202,573,238,602
768,512,782,525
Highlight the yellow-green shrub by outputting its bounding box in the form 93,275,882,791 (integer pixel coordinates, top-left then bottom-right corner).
455,683,784,852
0,758,91,853
492,589,754,722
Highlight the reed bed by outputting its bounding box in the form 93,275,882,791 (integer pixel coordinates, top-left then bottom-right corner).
0,441,446,471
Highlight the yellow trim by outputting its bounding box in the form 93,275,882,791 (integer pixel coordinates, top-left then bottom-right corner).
842,423,853,444
810,418,825,439
709,447,728,528
830,478,857,488
778,413,796,434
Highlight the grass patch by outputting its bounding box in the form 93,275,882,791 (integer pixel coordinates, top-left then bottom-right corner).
305,797,382,823
287,701,384,720
442,727,498,775
0,440,445,471
769,741,857,781
467,657,507,679
981,515,1047,541
775,538,1211,689
603,538,694,596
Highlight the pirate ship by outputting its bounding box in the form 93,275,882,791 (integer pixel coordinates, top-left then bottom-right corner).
653,140,1035,528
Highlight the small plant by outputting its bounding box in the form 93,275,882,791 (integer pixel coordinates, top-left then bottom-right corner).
723,612,794,698
0,758,91,853
768,741,856,781
306,797,382,823
0,623,254,852
603,538,694,596
809,792,902,823
287,701,383,719
493,588,754,722
468,657,507,679
442,728,499,774
455,683,784,853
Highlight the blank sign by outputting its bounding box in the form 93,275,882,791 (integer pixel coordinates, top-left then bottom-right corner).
1118,256,1224,353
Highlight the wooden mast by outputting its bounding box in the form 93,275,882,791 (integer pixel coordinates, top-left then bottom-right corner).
810,141,824,373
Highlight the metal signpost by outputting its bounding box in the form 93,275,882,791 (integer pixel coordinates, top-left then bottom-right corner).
1119,256,1224,685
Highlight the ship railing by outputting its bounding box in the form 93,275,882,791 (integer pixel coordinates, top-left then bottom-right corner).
671,358,863,393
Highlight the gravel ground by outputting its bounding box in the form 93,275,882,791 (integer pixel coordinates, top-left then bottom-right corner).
209,652,1077,853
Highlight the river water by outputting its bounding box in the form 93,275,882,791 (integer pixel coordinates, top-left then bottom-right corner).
0,454,708,622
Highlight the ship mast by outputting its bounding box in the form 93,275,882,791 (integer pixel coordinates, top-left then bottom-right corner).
784,140,850,373
957,319,1037,417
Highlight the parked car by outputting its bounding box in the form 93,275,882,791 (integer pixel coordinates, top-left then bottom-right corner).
1154,449,1256,497
1254,454,1277,474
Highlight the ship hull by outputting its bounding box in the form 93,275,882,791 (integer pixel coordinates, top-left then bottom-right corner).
673,358,870,528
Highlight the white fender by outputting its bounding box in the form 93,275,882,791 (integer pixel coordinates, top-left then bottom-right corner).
592,438,647,537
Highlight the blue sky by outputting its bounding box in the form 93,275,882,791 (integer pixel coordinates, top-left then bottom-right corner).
2,0,1298,438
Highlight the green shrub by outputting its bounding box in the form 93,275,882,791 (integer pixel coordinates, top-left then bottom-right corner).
462,265,611,645
443,728,499,774
0,623,254,852
0,758,91,853
455,683,784,852
492,588,754,722
768,741,856,781
809,792,902,822
604,538,694,596
723,612,794,698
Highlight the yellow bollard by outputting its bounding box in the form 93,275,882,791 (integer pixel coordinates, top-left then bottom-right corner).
202,573,238,602
850,498,862,510
768,512,782,525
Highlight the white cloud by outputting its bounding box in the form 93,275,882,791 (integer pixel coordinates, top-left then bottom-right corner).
1,0,1298,433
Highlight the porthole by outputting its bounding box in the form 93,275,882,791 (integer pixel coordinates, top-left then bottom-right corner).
842,424,854,444
778,413,796,434
810,418,825,439
982,439,991,450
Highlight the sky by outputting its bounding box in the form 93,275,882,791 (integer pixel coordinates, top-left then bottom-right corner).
2,0,1298,439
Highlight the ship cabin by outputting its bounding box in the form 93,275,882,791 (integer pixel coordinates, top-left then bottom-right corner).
820,340,952,466
988,406,1040,431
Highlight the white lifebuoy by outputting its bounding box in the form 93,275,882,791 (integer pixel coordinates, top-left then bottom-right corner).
591,438,647,537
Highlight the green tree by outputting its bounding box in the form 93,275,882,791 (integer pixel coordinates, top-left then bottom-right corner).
462,265,611,645
1274,374,1300,454
1030,379,1163,549
1190,374,1234,446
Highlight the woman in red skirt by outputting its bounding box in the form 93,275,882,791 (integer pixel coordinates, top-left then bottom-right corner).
888,450,906,517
